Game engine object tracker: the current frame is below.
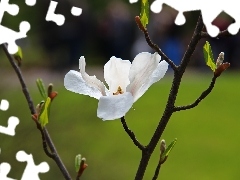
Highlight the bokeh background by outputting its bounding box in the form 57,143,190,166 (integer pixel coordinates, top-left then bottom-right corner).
0,0,240,179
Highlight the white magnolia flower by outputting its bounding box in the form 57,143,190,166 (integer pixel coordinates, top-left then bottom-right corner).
64,52,168,121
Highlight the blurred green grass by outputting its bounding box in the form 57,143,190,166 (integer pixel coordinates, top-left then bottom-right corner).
0,71,240,180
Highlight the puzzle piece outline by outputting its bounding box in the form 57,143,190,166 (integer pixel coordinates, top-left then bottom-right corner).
0,149,50,180
0,116,19,136
0,99,19,136
0,0,32,54
0,99,9,111
46,0,83,25
131,0,240,37
16,151,50,180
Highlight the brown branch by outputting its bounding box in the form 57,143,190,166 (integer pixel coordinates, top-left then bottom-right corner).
120,117,145,151
174,75,217,112
201,29,232,38
32,118,55,158
2,44,72,180
2,44,36,114
152,161,161,180
142,28,178,71
134,13,204,180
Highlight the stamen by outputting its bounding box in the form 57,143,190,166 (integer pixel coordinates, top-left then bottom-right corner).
113,86,124,95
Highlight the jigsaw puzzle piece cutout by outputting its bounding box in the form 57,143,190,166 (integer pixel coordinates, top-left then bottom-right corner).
201,8,221,37
25,0,37,6
150,0,223,37
0,99,19,136
46,1,65,26
129,0,138,3
0,149,16,180
0,21,30,54
0,162,16,180
71,7,82,16
0,0,19,23
16,151,50,180
0,99,9,111
0,116,19,136
223,1,240,35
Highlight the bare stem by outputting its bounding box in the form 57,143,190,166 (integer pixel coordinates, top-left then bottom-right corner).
174,75,217,112
2,44,36,114
152,161,161,180
2,44,72,180
33,119,55,158
121,117,145,151
142,28,178,71
134,14,204,180
201,29,232,38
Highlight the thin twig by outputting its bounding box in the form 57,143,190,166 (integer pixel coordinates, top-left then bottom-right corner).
174,75,217,112
2,44,72,180
142,28,178,71
120,117,145,151
201,29,232,38
2,44,36,114
43,128,73,180
152,161,161,180
33,119,55,158
134,14,204,180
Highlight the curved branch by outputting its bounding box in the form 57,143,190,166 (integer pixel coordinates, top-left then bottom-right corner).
142,28,178,71
174,75,217,112
2,44,36,114
2,44,72,180
120,117,145,151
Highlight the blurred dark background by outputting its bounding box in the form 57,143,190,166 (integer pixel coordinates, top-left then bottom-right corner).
1,0,239,70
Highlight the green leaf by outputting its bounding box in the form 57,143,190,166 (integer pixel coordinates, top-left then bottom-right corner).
38,97,51,127
140,0,149,28
13,46,23,66
161,138,177,160
75,154,82,172
36,79,47,99
203,41,216,71
14,46,23,59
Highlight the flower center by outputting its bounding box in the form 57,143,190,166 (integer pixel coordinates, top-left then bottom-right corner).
113,86,123,95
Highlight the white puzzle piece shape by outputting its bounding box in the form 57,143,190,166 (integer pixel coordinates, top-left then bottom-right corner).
25,0,37,6
46,1,65,26
0,149,16,180
131,0,240,37
0,99,19,136
16,151,50,180
0,99,9,111
0,0,31,54
0,162,16,180
0,116,19,136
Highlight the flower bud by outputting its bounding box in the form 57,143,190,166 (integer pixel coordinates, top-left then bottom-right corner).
49,91,58,101
75,154,82,172
160,139,166,155
36,101,45,115
216,52,224,68
214,62,230,77
48,83,53,96
135,16,146,32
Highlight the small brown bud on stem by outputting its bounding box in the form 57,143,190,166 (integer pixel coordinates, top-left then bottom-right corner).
214,62,230,77
135,16,146,32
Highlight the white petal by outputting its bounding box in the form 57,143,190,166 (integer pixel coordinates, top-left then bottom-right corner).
79,57,106,96
104,56,131,93
127,52,161,101
64,70,105,99
132,60,168,102
97,92,134,121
